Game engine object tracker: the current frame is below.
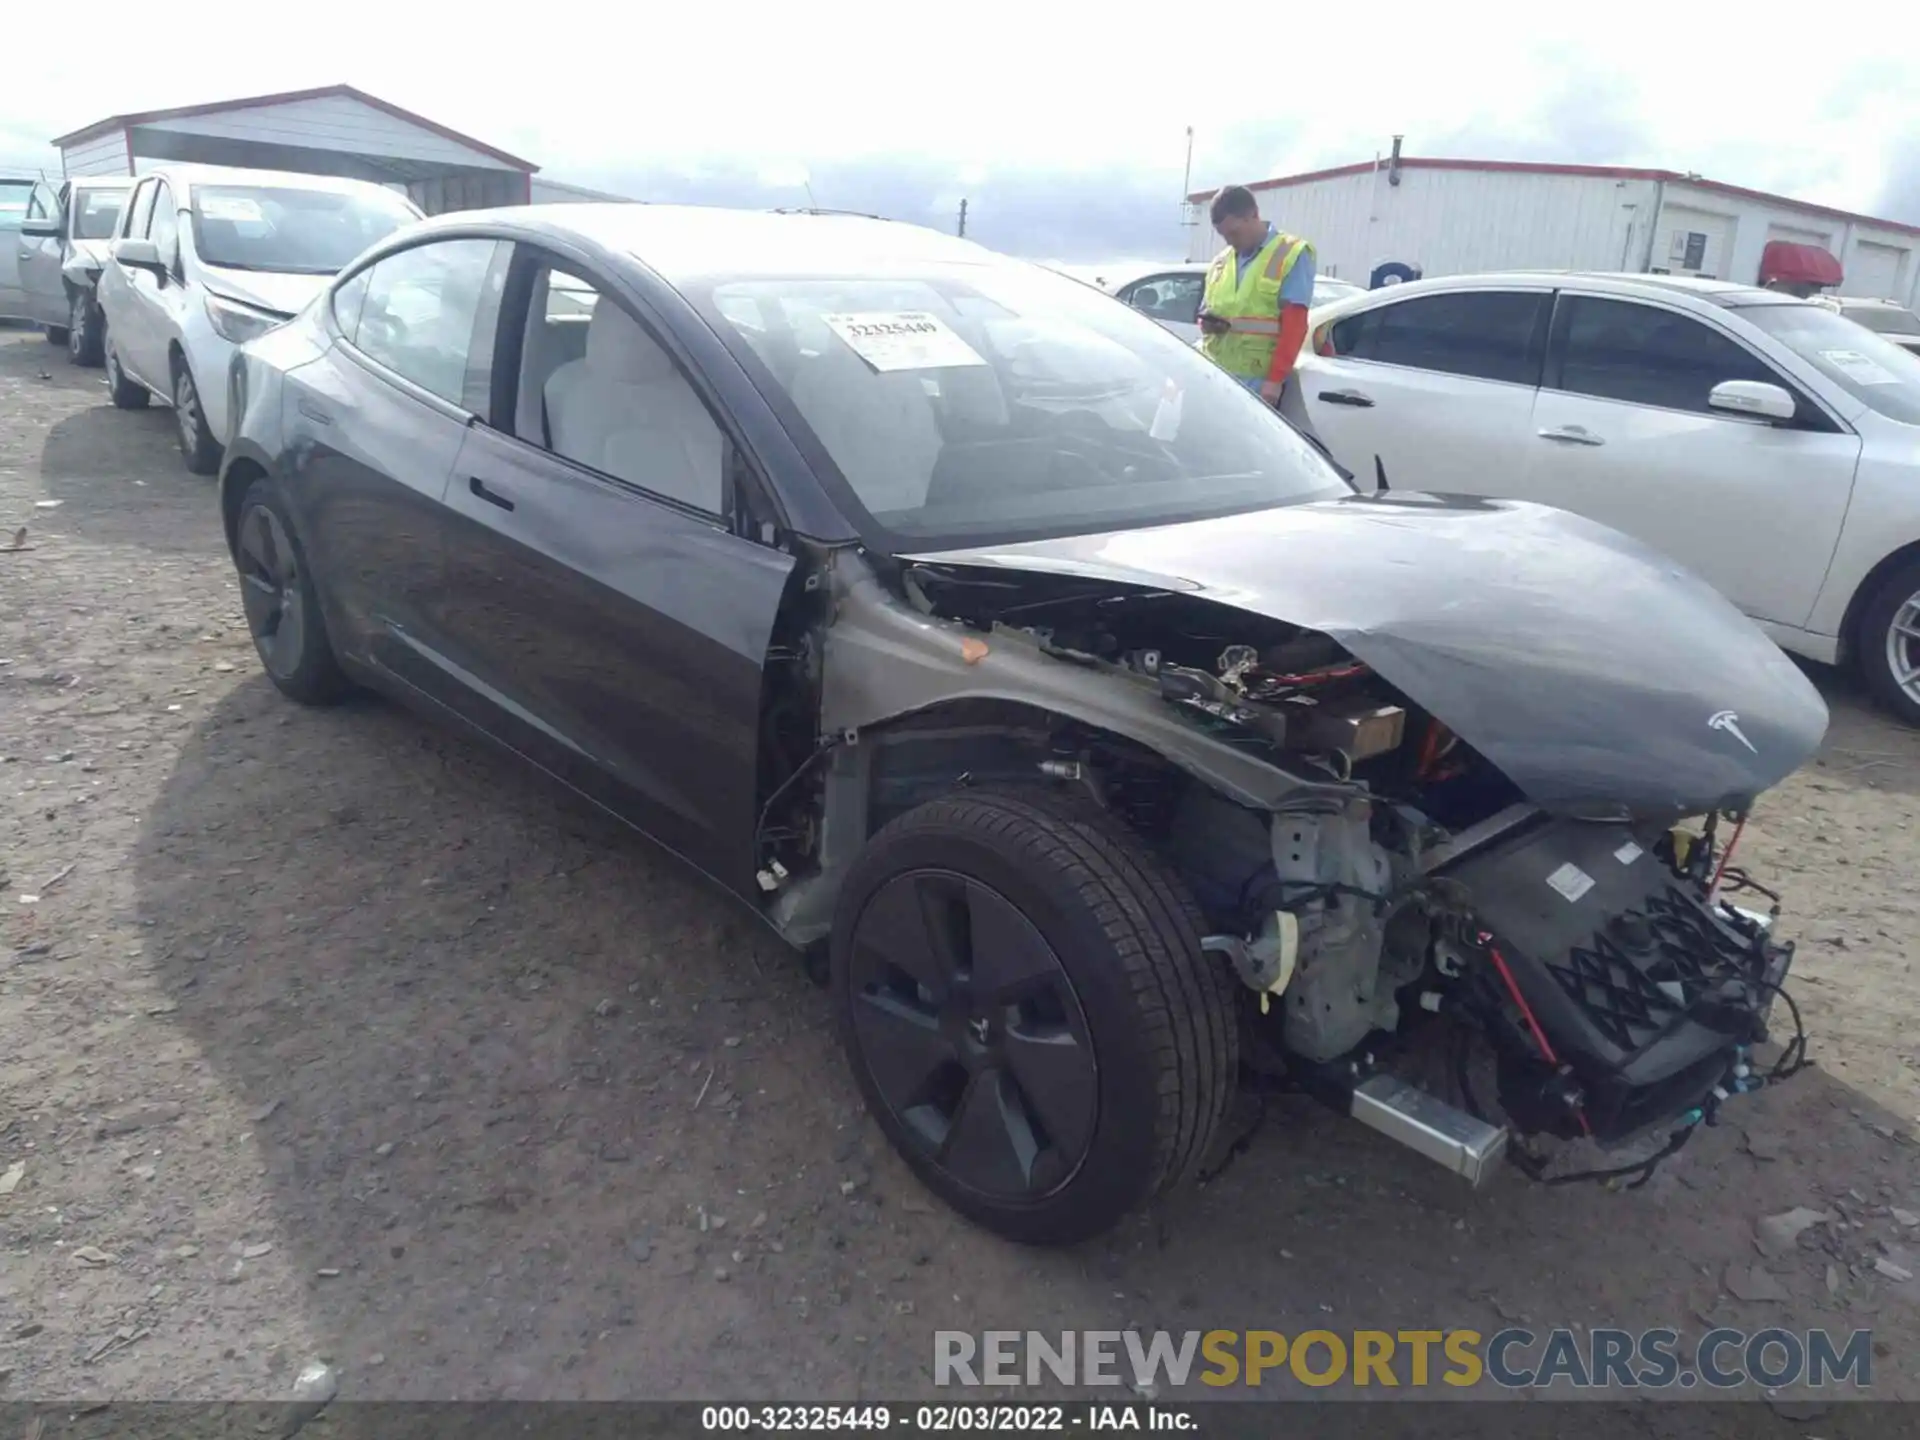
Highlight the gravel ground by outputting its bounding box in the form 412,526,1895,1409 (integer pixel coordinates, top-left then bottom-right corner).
1,325,1917,1408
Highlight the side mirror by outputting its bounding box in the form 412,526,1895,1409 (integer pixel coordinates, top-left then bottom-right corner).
1709,379,1795,422
20,217,59,239
113,237,168,279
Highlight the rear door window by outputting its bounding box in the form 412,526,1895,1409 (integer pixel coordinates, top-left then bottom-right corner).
1120,273,1204,324
347,238,508,414
1550,295,1784,415
1329,290,1548,386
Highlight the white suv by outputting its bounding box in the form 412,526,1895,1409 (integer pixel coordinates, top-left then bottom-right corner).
96,165,422,473
1290,271,1920,724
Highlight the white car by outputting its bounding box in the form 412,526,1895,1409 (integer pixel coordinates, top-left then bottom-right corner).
1813,295,1920,358
1100,261,1364,342
10,175,133,365
96,165,422,474
1289,270,1920,724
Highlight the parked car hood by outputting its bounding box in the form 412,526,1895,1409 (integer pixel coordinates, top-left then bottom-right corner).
201,266,332,319
906,492,1829,819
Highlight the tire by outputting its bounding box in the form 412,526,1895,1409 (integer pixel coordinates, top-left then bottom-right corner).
1857,558,1920,727
233,475,351,706
830,786,1237,1245
46,324,70,346
171,355,223,476
67,289,105,367
105,333,149,409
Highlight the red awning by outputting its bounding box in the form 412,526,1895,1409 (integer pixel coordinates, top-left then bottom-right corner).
1759,240,1843,288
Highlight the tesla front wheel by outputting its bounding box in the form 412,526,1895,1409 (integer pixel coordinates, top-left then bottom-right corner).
235,477,350,706
172,358,223,475
105,334,149,409
830,786,1237,1245
1861,559,1920,727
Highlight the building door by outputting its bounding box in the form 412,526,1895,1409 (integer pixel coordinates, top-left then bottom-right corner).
1850,241,1907,300
1657,205,1737,280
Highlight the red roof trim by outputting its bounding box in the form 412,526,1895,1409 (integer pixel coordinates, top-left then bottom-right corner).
1188,156,1920,240
52,84,538,173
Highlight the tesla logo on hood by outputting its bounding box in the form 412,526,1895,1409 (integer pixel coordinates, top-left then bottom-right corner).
1708,709,1758,754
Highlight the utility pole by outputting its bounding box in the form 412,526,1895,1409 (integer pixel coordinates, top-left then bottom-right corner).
1181,127,1197,254
957,198,968,237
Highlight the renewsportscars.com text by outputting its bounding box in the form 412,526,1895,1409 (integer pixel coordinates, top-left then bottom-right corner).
934,1328,1873,1391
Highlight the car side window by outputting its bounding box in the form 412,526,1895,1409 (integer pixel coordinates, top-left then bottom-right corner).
148,183,179,269
331,269,372,342
511,257,727,515
25,182,56,223
124,180,157,240
1552,295,1784,415
1125,273,1205,324
349,239,506,415
1329,291,1547,386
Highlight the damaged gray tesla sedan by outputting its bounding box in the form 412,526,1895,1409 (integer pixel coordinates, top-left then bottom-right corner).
219,205,1829,1244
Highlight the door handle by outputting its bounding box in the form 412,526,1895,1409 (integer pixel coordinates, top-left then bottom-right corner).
1538,425,1605,446
1318,389,1375,408
469,475,515,512
295,397,333,425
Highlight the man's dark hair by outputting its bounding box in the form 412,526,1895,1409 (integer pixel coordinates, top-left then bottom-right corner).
1209,185,1260,224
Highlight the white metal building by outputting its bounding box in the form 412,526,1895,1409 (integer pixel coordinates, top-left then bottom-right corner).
50,85,541,215
1185,154,1920,305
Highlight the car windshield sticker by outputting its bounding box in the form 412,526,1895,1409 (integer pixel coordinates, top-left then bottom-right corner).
1613,841,1643,866
199,195,265,223
822,312,987,373
1546,862,1596,903
1819,348,1900,386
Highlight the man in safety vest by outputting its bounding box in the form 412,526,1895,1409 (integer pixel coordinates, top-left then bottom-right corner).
1197,184,1317,405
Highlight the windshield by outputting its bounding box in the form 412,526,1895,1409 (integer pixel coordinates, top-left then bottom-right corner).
1734,300,1920,425
702,265,1348,547
1843,304,1920,336
72,188,125,240
189,184,421,274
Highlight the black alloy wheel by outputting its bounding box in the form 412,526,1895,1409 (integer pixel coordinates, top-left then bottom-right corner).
844,868,1099,1203
234,478,349,705
831,787,1237,1245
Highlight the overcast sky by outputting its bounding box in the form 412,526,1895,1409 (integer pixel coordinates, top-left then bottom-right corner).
7,3,1919,260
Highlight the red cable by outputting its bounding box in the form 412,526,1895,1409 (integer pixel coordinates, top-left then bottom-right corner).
1484,937,1593,1138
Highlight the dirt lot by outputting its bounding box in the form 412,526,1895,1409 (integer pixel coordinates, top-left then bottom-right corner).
1,323,1918,1407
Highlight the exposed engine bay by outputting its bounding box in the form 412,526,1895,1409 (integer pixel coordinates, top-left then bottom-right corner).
755,550,1812,1190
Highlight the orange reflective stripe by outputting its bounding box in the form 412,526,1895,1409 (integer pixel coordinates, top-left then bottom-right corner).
1265,237,1308,281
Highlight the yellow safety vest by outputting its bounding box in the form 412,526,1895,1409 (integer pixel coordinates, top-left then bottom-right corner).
1200,230,1313,378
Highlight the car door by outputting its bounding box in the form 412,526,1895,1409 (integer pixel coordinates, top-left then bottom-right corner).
1116,271,1204,343
1523,292,1863,628
1292,287,1551,494
98,178,161,386
0,178,34,319
284,236,510,698
435,248,796,893
16,182,69,326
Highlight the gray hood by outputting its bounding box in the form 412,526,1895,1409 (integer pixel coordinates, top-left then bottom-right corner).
908,492,1829,819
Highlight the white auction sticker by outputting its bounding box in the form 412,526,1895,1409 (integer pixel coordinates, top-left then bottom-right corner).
1614,842,1644,866
822,312,986,372
199,195,265,222
1546,862,1596,902
1820,349,1900,386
